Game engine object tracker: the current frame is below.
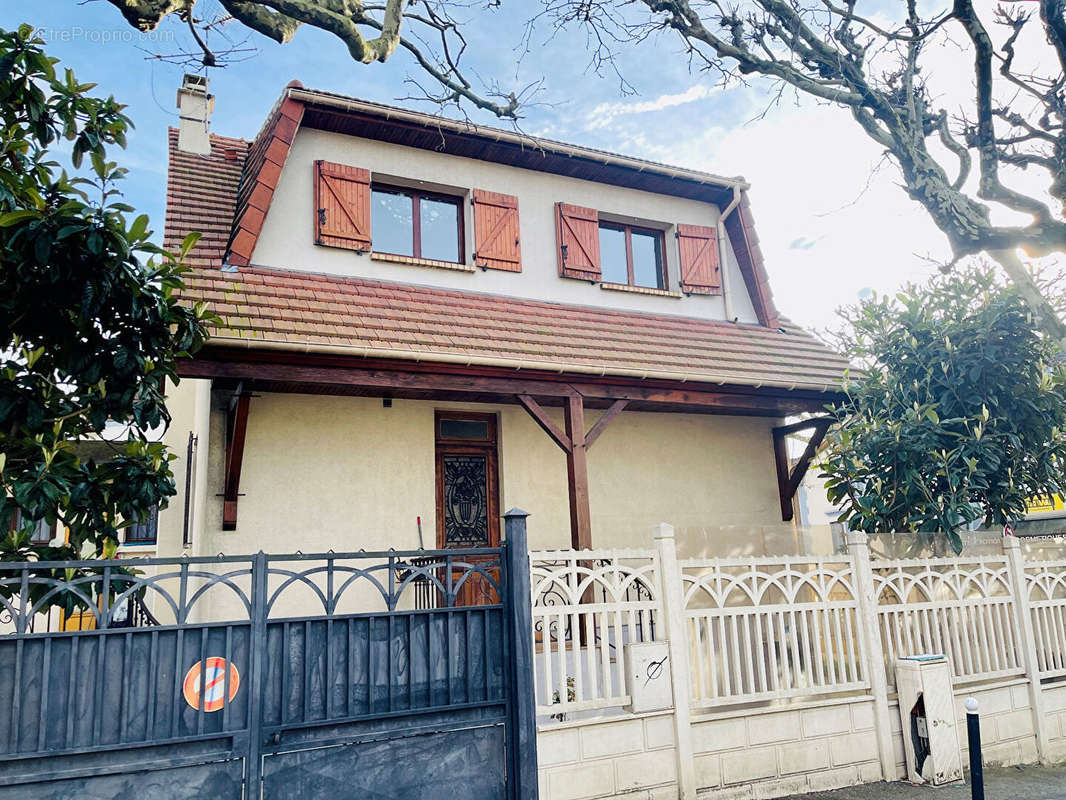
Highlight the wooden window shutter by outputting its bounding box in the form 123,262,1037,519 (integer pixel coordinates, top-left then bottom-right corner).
555,203,601,281
472,189,521,272
314,160,371,251
677,224,721,294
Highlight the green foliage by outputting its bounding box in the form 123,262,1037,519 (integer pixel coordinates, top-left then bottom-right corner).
0,24,211,567
820,265,1066,554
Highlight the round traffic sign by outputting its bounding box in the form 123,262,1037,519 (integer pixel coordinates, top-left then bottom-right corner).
183,657,240,712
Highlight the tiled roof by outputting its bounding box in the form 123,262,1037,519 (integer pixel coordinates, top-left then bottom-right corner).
176,264,847,392
163,129,247,267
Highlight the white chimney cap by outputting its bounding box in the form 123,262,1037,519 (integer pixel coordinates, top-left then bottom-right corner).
176,74,214,156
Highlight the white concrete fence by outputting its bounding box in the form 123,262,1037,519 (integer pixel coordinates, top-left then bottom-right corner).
530,528,1066,800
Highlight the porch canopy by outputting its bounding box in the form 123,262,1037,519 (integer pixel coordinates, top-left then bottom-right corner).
176,264,847,542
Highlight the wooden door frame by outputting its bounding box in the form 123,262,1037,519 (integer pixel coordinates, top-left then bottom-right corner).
434,410,501,549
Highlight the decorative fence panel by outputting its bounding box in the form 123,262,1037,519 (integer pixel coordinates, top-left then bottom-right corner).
530,550,661,716
1023,560,1066,680
870,557,1022,686
529,530,1066,800
680,556,868,707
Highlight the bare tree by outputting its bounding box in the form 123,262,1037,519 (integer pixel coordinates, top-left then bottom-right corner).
100,0,1065,340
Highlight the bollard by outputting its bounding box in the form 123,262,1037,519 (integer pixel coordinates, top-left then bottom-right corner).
965,697,984,800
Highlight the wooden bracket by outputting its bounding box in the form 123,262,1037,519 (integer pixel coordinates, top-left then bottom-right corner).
584,399,628,449
517,394,571,453
517,395,629,454
517,391,629,551
222,387,251,531
772,417,834,522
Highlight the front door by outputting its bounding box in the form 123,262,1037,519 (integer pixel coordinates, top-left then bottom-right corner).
435,411,500,606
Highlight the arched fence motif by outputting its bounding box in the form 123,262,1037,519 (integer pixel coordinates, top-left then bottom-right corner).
1024,559,1066,679
680,556,867,707
870,558,1022,686
530,550,661,716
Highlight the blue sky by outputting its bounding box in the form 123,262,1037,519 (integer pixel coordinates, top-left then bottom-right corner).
3,2,1020,330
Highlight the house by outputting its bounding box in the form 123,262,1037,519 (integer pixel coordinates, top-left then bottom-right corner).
150,75,848,561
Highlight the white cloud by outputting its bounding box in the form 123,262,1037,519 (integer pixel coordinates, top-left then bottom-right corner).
585,85,722,130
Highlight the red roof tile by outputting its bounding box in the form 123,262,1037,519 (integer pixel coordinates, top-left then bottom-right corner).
163,129,247,268
175,264,847,392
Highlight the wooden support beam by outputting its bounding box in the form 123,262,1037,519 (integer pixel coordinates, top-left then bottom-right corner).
584,399,628,449
564,394,593,550
772,417,834,522
517,394,572,453
222,391,251,531
179,356,827,416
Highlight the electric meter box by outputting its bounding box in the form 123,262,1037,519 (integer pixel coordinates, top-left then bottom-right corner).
624,641,673,713
895,655,963,785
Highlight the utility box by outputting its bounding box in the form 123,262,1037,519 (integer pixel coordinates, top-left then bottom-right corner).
895,655,963,785
624,641,673,713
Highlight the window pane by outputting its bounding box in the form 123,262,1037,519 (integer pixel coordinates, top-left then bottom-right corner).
372,188,414,256
598,225,628,284
30,518,53,545
420,197,460,262
440,418,489,440
127,506,158,544
631,230,665,289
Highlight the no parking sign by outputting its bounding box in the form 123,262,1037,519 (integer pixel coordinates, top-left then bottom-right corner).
183,657,240,712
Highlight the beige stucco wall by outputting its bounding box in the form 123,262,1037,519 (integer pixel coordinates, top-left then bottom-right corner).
158,385,793,558
250,127,760,324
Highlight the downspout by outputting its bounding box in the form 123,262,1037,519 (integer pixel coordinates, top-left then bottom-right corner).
717,186,741,323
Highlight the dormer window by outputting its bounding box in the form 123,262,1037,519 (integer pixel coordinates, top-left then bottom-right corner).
598,223,667,290
371,184,464,264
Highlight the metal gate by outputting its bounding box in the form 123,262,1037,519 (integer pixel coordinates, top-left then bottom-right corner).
0,511,538,799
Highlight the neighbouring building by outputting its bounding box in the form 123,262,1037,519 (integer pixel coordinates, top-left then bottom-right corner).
148,75,848,561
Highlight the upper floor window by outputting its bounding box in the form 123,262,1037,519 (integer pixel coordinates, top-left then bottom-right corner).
597,223,666,290
371,184,463,263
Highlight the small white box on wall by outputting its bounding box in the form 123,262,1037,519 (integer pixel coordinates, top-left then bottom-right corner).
895,655,963,785
624,641,673,713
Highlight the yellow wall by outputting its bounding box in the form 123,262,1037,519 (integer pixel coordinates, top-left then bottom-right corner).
162,387,797,558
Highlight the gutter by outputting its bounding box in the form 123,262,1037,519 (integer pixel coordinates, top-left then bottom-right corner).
204,334,842,395
717,186,742,323
287,88,752,195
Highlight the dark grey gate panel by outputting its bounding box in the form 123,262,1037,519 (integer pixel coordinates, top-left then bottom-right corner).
0,536,538,800
0,754,245,800
0,738,244,800
262,721,505,800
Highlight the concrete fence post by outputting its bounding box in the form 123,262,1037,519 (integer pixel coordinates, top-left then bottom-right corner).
1002,534,1050,763
846,531,897,780
653,522,697,800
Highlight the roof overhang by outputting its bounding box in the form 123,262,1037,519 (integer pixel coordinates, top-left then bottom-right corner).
290,88,748,207
181,344,844,418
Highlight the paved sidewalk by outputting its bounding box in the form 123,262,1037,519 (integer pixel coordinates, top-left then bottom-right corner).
788,763,1066,799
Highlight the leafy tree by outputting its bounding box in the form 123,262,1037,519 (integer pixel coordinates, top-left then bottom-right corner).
820,265,1066,553
99,0,1066,342
0,24,210,565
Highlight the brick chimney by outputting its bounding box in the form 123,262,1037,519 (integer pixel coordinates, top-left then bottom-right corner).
175,73,214,155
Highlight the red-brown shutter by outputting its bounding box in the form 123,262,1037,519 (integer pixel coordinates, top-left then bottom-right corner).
314,160,371,251
472,189,521,272
555,203,601,280
677,224,721,294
